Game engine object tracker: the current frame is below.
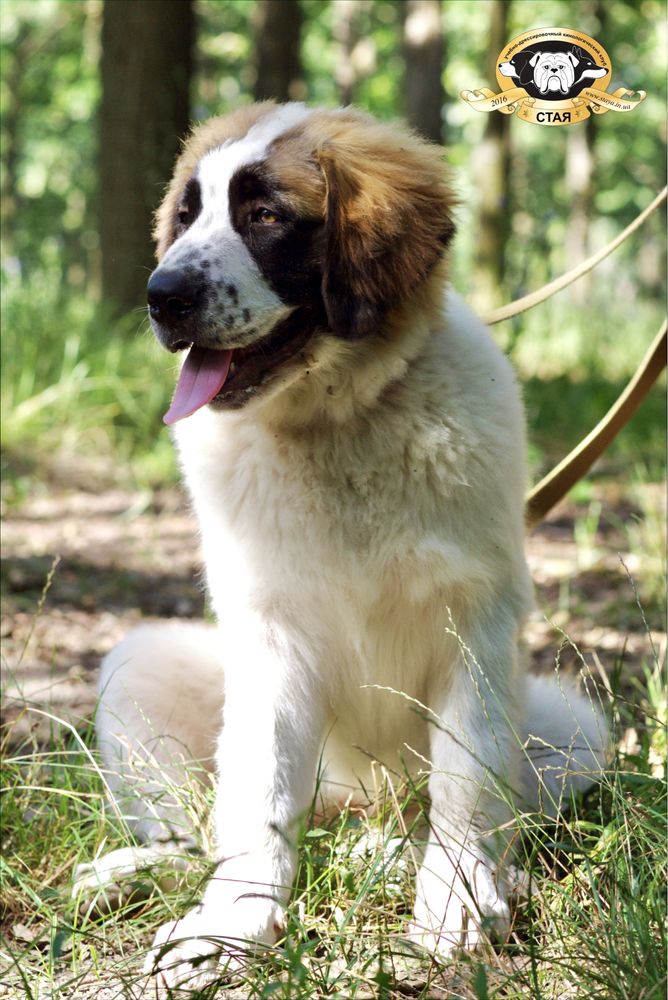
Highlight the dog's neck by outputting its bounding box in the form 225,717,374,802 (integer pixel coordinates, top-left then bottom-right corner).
254,261,450,435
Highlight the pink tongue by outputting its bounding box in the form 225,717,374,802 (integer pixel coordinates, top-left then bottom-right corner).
163,346,233,425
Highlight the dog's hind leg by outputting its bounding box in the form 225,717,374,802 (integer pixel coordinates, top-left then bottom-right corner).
72,621,223,909
520,673,609,818
409,621,609,961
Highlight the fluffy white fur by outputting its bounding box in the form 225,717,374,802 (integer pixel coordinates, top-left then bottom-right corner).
74,108,608,989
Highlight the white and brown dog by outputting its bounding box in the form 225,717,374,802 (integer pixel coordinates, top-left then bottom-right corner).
74,103,607,988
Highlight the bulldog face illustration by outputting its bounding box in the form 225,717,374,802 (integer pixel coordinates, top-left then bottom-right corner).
498,44,608,100
530,51,578,93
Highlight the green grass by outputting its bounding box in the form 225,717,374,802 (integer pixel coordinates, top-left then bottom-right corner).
1,657,665,998
1,556,666,1000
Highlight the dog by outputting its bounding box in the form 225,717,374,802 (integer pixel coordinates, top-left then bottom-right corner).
74,103,607,988
499,44,607,99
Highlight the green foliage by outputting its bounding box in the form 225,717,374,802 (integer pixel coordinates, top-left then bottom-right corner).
444,0,666,316
523,671,667,999
0,274,177,494
2,0,665,310
1,0,664,583
194,0,255,116
1,0,100,290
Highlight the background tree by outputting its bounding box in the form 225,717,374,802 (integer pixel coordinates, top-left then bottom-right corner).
400,0,444,143
252,0,304,102
0,3,99,291
100,0,193,313
565,0,605,305
1,19,33,257
332,0,364,105
471,0,510,309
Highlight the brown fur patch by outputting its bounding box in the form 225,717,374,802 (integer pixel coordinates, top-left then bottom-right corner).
153,102,278,259
303,109,456,337
262,132,325,220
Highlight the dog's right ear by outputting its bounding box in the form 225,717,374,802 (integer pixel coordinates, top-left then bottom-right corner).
315,115,456,339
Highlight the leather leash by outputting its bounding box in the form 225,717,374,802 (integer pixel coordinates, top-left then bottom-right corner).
479,187,667,528
525,321,666,529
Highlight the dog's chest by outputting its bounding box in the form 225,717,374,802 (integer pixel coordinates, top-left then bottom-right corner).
180,408,469,570
177,410,489,657
188,427,400,574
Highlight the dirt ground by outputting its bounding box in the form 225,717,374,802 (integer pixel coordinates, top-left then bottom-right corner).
1,481,664,745
0,478,665,999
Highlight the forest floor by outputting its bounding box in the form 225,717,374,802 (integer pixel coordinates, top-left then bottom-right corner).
1,477,665,998
1,481,663,745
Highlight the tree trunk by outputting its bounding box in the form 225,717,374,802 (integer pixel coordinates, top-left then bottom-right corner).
100,0,193,314
471,0,510,310
253,0,304,103
1,22,32,258
565,0,602,304
332,0,362,106
565,117,595,303
401,0,444,144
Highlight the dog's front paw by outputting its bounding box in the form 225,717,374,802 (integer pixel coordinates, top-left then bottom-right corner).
144,895,285,989
407,847,510,960
145,909,227,990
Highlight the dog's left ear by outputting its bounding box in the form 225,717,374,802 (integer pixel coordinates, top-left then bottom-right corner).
316,116,456,339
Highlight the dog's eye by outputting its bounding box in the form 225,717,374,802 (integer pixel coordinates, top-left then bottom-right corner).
174,178,201,235
255,208,279,226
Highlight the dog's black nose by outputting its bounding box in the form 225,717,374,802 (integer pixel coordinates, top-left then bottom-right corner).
147,269,202,324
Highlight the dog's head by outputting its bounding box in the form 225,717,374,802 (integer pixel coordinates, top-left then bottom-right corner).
148,103,456,422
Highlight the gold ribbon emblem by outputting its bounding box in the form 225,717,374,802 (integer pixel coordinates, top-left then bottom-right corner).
460,28,646,126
